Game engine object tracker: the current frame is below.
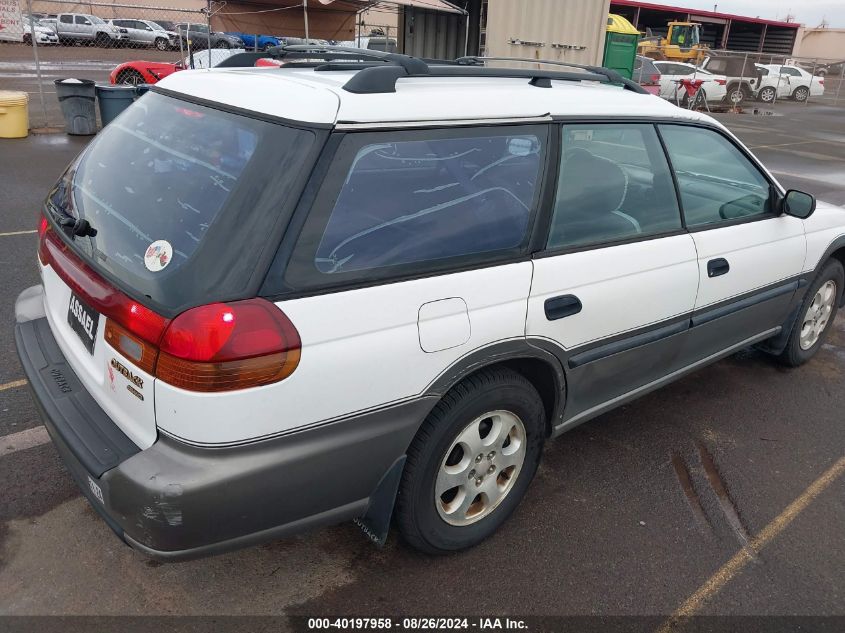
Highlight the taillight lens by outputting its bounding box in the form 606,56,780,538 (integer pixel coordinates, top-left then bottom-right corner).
39,213,300,391
156,299,301,392
651,74,660,83
716,79,727,85
37,213,50,265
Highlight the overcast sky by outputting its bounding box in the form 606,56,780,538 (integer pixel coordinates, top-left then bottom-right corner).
662,1,845,27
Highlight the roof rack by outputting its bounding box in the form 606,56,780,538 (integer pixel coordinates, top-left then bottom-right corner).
213,45,648,96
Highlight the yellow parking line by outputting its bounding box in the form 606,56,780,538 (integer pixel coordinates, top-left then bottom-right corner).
0,379,28,392
657,455,845,632
0,230,37,237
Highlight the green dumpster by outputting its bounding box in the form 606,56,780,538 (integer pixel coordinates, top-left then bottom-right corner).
603,14,640,80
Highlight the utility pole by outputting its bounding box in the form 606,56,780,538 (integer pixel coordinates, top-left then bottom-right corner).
303,0,310,42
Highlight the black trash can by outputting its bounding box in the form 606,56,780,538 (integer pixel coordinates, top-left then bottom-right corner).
96,84,137,127
54,78,97,135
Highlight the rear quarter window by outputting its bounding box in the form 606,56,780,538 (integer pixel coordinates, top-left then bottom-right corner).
281,125,548,290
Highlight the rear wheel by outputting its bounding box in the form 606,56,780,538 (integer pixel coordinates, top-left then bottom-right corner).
396,367,546,554
23,34,32,45
779,260,844,367
792,86,809,102
154,37,168,51
758,86,777,103
116,69,145,86
214,40,230,49
728,83,748,104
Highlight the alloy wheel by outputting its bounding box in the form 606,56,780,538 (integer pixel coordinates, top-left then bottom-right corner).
435,410,526,526
800,280,837,350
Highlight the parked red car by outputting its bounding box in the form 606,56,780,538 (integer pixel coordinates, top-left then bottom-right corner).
109,49,251,85
109,60,180,85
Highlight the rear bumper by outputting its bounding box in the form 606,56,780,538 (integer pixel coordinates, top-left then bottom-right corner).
14,285,434,560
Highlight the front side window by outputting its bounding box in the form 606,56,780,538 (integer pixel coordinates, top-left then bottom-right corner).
284,127,546,287
659,125,773,227
548,124,682,250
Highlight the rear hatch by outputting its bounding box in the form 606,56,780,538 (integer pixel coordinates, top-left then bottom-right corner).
39,91,319,448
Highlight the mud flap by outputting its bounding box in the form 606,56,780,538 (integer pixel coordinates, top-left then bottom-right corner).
354,455,405,547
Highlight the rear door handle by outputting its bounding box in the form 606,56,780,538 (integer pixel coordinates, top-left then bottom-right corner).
707,258,730,278
544,295,582,321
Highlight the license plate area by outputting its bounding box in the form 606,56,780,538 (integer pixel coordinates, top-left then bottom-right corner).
67,292,100,355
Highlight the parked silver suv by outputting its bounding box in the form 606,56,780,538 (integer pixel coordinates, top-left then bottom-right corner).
56,13,128,47
108,19,181,50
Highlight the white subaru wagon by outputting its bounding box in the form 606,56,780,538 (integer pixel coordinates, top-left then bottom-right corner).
15,47,845,559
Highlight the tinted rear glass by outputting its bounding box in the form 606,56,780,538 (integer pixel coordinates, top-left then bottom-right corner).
46,92,318,313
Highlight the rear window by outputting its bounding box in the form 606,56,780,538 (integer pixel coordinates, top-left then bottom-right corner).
46,92,318,313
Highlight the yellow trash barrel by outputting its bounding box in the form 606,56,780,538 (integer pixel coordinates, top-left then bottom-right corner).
0,91,29,138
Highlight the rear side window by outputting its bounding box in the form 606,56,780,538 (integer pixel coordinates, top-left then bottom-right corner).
548,124,682,250
282,126,547,289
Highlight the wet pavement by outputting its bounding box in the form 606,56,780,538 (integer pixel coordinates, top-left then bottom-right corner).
0,99,843,628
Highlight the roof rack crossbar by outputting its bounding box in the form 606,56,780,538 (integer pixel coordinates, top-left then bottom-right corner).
209,46,648,96
454,56,648,94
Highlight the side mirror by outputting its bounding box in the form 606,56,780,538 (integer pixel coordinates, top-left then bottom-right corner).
782,189,816,219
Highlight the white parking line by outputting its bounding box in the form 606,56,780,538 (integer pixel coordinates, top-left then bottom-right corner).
0,379,28,392
0,230,37,237
0,425,51,456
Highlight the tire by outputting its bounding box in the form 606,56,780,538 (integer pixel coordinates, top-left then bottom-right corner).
779,259,844,367
683,89,707,108
214,40,231,49
396,367,546,554
95,32,112,48
154,37,168,51
758,86,777,103
23,34,32,45
792,86,809,102
262,42,275,51
116,69,145,86
728,83,748,104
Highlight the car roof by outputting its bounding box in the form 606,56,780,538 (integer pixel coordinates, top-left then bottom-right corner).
156,65,717,127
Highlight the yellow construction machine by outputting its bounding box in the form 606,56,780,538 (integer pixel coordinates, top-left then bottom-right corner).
637,22,709,64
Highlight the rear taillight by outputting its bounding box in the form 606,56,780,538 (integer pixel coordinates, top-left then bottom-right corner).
819,79,824,86
651,74,660,84
39,213,300,391
37,214,50,265
156,299,301,392
716,79,726,86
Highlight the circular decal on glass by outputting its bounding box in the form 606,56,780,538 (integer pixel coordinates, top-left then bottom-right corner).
144,240,173,272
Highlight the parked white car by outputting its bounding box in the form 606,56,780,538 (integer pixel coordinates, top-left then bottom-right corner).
15,47,845,560
0,14,59,45
758,64,825,102
653,61,727,105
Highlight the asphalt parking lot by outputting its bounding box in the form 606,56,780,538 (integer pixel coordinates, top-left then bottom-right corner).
0,70,844,628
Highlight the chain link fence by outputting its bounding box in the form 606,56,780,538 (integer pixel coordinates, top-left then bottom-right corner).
633,44,844,112
1,0,405,129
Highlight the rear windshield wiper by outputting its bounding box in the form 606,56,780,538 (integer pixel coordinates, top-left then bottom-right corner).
47,202,97,238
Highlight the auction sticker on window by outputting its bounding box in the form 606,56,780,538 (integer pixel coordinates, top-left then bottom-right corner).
144,240,173,272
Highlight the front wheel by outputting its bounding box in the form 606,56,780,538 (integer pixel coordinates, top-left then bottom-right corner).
780,260,844,367
396,367,546,554
154,37,168,51
214,40,231,49
95,33,112,48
